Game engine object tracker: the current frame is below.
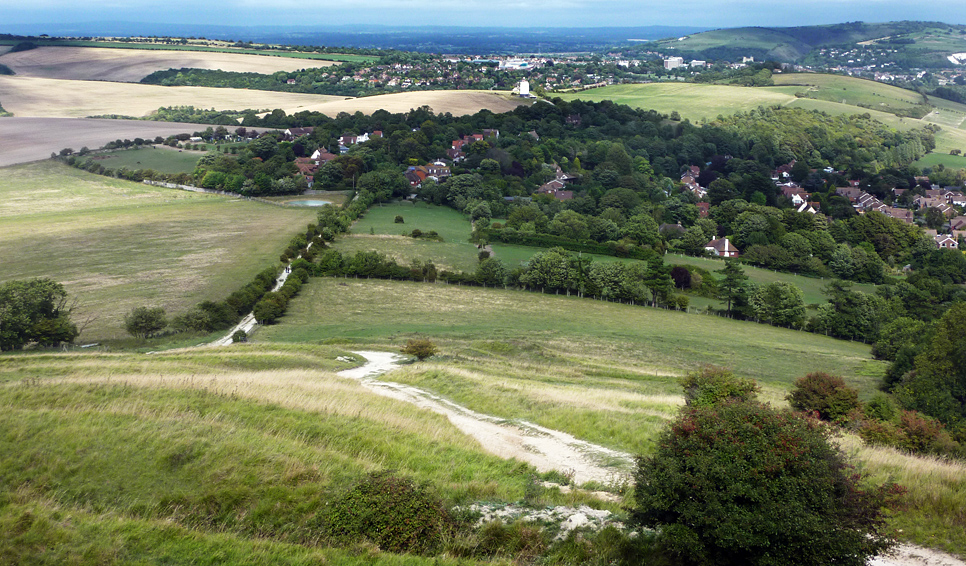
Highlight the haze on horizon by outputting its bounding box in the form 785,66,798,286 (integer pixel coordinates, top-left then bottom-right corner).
1,0,963,30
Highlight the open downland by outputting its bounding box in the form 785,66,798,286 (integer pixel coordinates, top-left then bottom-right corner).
256,279,965,555
0,117,216,167
0,46,338,83
0,76,345,118
0,162,317,341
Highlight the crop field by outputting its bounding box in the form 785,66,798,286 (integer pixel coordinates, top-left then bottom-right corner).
298,90,531,117
0,46,338,83
87,145,204,174
0,117,216,168
0,75,345,118
0,162,316,341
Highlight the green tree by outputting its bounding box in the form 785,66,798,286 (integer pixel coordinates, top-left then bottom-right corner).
716,260,748,317
124,306,167,339
631,400,896,566
751,281,806,327
0,278,79,350
895,302,966,425
679,365,760,407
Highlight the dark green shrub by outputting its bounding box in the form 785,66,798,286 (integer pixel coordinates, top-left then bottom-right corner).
865,393,900,423
679,365,759,407
320,471,452,555
394,215,404,223
632,401,896,566
124,306,167,339
787,372,860,422
231,330,247,343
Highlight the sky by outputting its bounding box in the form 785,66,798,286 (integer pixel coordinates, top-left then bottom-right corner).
0,0,963,29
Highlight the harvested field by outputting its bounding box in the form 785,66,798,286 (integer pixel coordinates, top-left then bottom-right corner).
0,77,525,120
0,46,337,83
0,76,344,118
295,90,532,116
0,117,214,167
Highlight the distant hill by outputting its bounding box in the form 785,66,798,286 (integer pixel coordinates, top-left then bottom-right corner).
650,21,966,64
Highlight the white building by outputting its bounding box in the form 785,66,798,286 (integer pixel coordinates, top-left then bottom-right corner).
664,57,685,70
520,79,530,97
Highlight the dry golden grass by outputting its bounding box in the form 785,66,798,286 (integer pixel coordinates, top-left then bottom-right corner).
0,76,345,118
0,46,337,83
289,90,532,117
0,76,529,121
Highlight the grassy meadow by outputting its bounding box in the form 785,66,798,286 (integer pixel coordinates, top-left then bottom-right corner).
88,146,204,174
339,201,879,307
558,75,966,161
0,161,316,341
0,344,550,565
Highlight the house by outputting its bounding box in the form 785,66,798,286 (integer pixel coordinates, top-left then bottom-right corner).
311,149,338,165
405,168,427,188
950,216,966,231
706,237,740,258
696,202,710,218
935,234,959,249
883,207,914,224
284,127,314,140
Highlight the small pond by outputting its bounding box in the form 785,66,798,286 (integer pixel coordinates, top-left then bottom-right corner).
286,200,332,207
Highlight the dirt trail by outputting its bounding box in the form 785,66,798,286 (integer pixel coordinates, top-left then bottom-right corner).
338,351,633,486
338,351,965,566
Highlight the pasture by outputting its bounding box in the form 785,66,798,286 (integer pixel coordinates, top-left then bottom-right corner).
341,201,880,306
88,146,203,174
915,151,966,171
0,161,316,341
557,83,795,121
771,73,931,114
0,46,338,83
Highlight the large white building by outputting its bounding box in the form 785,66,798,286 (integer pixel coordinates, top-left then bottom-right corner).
520,79,530,97
664,57,685,70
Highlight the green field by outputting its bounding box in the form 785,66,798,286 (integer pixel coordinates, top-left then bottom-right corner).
0,161,316,341
771,73,932,115
86,146,204,174
339,201,881,307
915,152,966,171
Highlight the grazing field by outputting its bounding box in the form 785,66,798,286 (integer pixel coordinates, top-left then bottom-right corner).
770,73,933,114
0,75,344,118
0,117,215,167
87,146,204,174
0,46,338,83
558,77,966,162
557,83,795,121
915,151,966,171
340,201,880,306
0,162,316,341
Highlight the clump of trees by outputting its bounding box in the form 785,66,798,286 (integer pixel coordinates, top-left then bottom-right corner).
0,278,79,351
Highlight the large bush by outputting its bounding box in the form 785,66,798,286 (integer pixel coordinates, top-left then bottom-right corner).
679,365,759,407
631,400,895,566
320,471,452,555
786,372,860,422
0,278,78,350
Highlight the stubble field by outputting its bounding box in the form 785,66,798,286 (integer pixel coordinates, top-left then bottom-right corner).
0,46,338,83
